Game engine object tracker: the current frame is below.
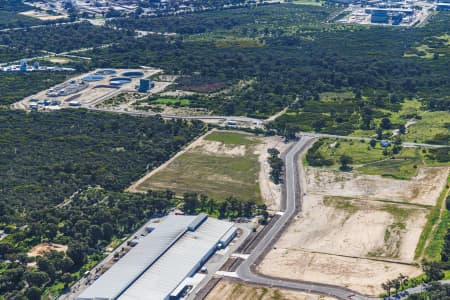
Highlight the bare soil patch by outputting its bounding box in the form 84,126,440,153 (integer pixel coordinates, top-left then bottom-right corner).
259,165,449,296
206,280,336,300
20,10,68,20
260,250,422,296
305,167,449,206
275,194,428,262
27,243,68,257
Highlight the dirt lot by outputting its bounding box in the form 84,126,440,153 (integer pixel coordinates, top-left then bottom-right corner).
260,250,422,296
306,167,449,206
20,10,68,20
259,164,449,296
206,280,337,300
27,243,68,257
130,131,287,208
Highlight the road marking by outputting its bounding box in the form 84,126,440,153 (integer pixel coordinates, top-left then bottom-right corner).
215,271,239,278
231,253,250,259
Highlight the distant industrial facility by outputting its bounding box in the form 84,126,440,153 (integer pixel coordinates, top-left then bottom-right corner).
77,213,236,300
0,60,75,72
338,0,436,26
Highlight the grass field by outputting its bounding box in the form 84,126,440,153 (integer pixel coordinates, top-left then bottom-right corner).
204,131,259,145
292,0,324,6
309,138,450,179
405,110,450,144
152,97,192,105
136,131,262,202
419,175,450,261
349,99,449,143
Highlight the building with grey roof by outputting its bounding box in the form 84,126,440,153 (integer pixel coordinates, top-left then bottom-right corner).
77,214,236,300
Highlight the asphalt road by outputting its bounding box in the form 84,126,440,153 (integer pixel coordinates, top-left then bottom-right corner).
84,107,447,148
235,136,377,300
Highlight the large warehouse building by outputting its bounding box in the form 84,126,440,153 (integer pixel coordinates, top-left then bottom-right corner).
77,213,236,300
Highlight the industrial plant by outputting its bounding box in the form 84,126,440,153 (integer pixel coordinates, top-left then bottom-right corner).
76,213,236,300
15,68,157,111
338,0,436,26
0,60,75,72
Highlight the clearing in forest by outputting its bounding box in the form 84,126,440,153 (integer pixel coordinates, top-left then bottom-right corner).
133,131,267,203
27,243,68,257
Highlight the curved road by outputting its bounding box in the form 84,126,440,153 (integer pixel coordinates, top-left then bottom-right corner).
236,137,375,300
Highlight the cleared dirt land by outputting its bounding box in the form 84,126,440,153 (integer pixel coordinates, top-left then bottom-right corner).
206,280,336,300
27,243,67,257
260,163,449,296
131,130,289,209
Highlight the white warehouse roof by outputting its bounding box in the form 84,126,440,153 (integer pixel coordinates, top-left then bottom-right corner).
77,214,235,300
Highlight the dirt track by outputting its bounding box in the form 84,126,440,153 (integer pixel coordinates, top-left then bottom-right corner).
206,280,337,300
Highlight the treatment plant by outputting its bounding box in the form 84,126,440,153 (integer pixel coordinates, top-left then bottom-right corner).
14,68,159,111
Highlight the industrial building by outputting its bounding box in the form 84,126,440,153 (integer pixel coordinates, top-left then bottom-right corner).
77,213,236,300
138,79,154,92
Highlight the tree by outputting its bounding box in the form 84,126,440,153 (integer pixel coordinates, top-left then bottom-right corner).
37,257,56,281
218,201,228,219
377,128,383,140
25,287,41,300
101,223,114,241
381,280,393,297
67,243,87,267
392,278,401,295
380,118,391,130
423,261,444,282
339,155,353,171
59,256,74,273
399,124,406,134
369,139,377,148
24,271,50,287
61,273,73,288
183,192,198,214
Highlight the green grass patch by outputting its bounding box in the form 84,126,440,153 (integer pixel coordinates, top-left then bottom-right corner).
204,131,258,145
405,111,450,144
323,196,358,214
152,97,192,105
215,37,264,48
292,0,324,6
42,281,66,298
309,138,428,179
358,158,422,180
416,175,450,260
319,90,355,102
107,238,124,250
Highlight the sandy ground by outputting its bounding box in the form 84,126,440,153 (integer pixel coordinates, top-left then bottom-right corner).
206,280,337,300
160,90,196,97
20,10,68,20
305,167,449,206
260,250,422,296
259,164,449,296
27,243,68,257
46,57,72,64
275,194,428,262
258,136,291,211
